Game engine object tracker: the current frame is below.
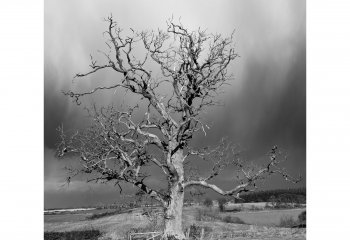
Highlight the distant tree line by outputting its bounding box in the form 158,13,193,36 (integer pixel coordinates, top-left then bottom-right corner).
236,188,306,204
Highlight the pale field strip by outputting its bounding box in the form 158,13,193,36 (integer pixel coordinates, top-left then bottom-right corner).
44,208,96,213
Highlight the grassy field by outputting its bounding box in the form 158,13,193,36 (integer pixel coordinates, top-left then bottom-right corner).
44,205,306,240
221,208,305,226
45,209,126,223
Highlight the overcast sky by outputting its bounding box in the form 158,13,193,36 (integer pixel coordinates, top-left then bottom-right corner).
44,0,306,209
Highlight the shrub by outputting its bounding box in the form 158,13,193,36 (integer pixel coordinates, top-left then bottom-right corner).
217,198,227,212
44,229,101,240
278,215,299,228
186,224,212,239
298,210,306,222
223,216,245,224
203,198,213,208
188,224,201,239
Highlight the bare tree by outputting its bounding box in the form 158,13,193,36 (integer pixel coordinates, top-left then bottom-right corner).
57,16,300,240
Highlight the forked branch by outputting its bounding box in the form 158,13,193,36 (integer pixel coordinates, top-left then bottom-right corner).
184,146,301,199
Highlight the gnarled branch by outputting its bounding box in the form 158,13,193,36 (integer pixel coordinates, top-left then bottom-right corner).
184,146,301,199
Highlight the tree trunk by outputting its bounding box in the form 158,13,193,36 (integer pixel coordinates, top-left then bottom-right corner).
163,183,185,239
163,147,185,240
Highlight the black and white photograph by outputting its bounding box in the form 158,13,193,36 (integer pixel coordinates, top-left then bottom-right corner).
6,0,350,239
43,0,307,239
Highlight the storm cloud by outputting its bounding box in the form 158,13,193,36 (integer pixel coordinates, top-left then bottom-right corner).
45,0,305,209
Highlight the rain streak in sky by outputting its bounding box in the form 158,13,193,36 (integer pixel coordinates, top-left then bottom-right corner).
45,0,305,209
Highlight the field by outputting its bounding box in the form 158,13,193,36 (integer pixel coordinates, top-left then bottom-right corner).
44,205,306,240
221,208,304,226
45,208,122,223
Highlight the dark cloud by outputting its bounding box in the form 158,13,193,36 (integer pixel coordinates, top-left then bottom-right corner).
45,0,306,208
44,64,68,149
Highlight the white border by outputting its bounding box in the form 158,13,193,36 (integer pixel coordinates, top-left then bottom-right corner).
1,1,350,239
0,1,43,239
308,0,350,239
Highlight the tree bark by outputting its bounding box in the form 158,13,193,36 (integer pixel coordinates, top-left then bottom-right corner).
163,147,186,240
163,183,185,239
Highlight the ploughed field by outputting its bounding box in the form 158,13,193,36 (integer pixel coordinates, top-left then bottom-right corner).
44,204,306,240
